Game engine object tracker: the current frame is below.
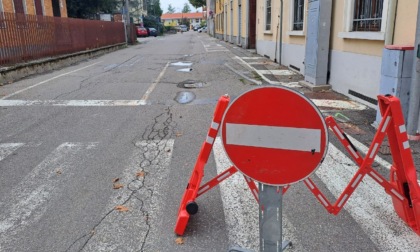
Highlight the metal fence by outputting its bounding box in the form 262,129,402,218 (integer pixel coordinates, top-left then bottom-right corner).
0,12,126,67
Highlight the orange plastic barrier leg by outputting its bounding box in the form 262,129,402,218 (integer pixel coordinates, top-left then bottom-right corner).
174,95,230,236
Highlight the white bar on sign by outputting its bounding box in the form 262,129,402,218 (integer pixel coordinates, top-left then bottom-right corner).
226,123,321,152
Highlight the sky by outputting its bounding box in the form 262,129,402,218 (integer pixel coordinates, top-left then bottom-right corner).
160,0,203,14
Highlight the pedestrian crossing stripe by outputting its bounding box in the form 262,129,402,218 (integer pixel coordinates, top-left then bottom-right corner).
1,138,419,250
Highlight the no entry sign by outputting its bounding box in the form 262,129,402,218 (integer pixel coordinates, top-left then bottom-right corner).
221,86,328,186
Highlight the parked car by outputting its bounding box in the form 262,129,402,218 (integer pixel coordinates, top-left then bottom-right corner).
136,26,148,37
193,25,201,31
198,26,207,33
147,27,158,37
179,25,188,32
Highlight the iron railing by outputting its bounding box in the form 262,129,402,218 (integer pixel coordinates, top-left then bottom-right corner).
0,12,125,67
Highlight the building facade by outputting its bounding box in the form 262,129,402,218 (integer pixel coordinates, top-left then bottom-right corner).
254,0,418,109
161,12,205,28
1,0,67,17
214,0,255,49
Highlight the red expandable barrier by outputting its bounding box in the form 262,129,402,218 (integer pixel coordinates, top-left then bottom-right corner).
303,95,420,236
174,95,230,235
378,95,420,235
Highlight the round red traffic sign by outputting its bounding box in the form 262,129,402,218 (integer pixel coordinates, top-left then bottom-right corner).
221,86,328,186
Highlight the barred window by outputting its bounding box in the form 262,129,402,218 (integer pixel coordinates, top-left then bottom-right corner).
34,0,44,16
293,0,304,30
265,0,271,30
353,0,384,32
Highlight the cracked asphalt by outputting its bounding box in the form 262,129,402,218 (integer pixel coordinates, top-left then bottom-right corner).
0,30,419,252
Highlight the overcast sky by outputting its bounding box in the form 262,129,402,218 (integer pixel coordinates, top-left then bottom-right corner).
160,0,203,14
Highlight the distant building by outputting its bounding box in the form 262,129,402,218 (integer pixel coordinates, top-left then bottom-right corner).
161,12,205,29
1,0,68,17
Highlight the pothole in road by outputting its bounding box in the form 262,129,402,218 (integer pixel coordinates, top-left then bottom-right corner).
174,91,196,104
177,80,210,89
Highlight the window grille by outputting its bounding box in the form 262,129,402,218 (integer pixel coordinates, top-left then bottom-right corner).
353,0,383,32
265,0,271,30
293,0,304,30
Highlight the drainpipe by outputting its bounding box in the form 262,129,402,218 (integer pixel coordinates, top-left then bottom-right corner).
407,1,420,138
385,0,397,45
278,0,283,65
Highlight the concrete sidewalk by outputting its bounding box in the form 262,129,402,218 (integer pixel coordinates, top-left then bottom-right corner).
219,39,420,175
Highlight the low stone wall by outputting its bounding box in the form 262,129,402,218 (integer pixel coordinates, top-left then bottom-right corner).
0,43,126,85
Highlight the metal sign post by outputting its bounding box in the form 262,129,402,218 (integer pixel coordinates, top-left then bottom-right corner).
259,184,291,252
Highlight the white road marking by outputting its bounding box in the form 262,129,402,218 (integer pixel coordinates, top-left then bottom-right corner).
0,62,102,100
0,143,24,161
213,137,302,251
0,100,146,107
0,142,98,248
346,134,420,183
200,40,229,52
312,99,367,110
257,70,296,75
82,140,174,251
141,62,170,102
170,62,193,66
226,123,321,152
316,143,420,251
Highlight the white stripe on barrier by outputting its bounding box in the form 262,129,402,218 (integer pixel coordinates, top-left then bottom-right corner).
391,189,405,201
337,194,349,208
211,121,220,130
317,195,329,207
206,136,214,145
403,141,410,150
369,143,379,159
369,172,383,183
217,172,231,181
305,179,315,190
351,174,363,188
198,185,210,195
333,126,345,140
381,116,391,133
348,145,359,159
226,123,321,152
399,125,406,133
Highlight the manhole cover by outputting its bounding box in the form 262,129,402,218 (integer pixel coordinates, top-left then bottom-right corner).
175,91,196,104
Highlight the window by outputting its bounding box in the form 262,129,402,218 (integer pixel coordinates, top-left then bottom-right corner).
13,0,25,13
292,0,304,31
34,0,44,16
0,0,3,12
265,0,271,31
353,0,383,31
339,0,390,40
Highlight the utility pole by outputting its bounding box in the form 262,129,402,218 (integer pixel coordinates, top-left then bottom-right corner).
124,0,132,44
407,2,420,138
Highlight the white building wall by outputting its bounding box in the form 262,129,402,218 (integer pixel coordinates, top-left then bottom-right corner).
282,43,305,74
329,50,382,108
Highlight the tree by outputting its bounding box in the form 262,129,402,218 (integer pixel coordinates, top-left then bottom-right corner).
167,4,175,13
67,0,120,19
147,0,163,17
182,3,191,13
188,0,205,9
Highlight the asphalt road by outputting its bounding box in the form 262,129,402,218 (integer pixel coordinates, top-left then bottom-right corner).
1,31,419,252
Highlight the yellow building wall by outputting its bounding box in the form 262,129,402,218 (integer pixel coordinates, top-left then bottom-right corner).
393,0,418,45
215,0,224,34
2,0,67,17
3,0,15,12
282,0,306,45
